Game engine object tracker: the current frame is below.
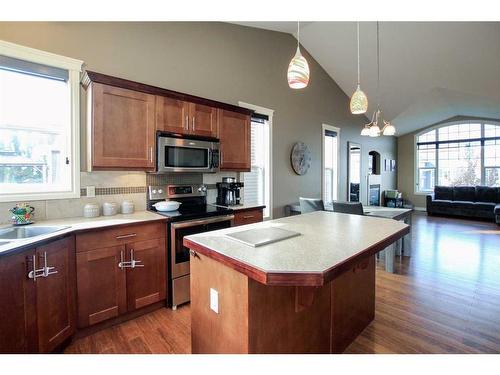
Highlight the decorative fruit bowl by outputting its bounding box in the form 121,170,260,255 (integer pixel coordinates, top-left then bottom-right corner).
10,203,35,225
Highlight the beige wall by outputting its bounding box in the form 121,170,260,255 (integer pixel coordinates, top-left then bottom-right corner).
0,22,397,218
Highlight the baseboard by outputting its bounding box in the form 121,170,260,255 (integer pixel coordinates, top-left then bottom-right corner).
414,206,426,212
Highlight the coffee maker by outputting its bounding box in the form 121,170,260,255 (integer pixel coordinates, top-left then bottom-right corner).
216,177,244,206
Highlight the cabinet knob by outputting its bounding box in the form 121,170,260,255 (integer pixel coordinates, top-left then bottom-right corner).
189,249,198,258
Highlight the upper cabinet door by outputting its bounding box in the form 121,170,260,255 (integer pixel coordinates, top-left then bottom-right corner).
156,96,190,135
35,237,76,353
219,109,251,171
189,103,218,138
91,83,156,170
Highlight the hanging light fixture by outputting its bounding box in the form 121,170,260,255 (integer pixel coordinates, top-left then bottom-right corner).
360,22,396,137
287,21,310,89
350,22,368,114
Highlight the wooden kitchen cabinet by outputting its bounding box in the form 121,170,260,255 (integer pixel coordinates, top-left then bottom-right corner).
233,208,264,226
218,109,251,171
156,97,218,138
189,103,218,137
35,237,76,353
0,236,76,353
156,96,189,134
76,245,127,328
125,238,167,311
0,250,36,353
75,222,167,328
86,82,156,171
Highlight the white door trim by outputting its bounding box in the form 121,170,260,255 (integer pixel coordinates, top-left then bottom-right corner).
321,124,341,204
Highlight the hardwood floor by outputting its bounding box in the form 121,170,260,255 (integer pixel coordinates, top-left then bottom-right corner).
65,213,500,354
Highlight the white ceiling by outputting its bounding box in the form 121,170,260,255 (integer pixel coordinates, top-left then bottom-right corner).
233,22,500,135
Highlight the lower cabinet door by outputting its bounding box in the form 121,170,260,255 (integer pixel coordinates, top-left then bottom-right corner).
125,238,166,311
36,237,76,353
76,245,127,328
0,250,36,353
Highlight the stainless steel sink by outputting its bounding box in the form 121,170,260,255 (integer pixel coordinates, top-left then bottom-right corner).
0,226,69,241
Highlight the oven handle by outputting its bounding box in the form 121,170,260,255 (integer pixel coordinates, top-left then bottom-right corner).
171,214,235,229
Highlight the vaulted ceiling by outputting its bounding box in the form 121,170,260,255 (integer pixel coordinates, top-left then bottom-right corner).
233,22,500,135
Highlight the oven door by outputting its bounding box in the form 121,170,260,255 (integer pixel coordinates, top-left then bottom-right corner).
157,136,218,173
170,215,234,279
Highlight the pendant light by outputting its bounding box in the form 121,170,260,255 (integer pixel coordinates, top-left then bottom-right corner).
350,22,368,114
361,22,396,137
287,21,310,89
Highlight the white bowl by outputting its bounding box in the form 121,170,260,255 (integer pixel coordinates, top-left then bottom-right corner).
153,200,181,212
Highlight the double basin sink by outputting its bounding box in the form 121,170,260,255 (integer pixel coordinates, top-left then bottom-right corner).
0,226,69,245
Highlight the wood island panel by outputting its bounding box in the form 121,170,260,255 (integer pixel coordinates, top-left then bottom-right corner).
190,252,376,354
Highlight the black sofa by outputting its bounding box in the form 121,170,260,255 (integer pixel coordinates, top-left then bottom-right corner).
427,186,500,224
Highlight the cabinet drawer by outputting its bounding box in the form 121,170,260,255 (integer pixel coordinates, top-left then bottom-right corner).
76,222,165,252
233,208,263,226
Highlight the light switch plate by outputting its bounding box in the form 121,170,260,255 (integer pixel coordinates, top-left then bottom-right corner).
86,185,96,198
209,288,219,314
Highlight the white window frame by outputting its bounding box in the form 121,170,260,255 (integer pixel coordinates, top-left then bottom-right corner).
0,40,83,202
414,119,500,194
238,101,273,220
321,124,341,204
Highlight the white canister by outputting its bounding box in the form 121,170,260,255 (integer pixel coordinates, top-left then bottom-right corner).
83,203,100,218
121,200,135,214
102,202,118,216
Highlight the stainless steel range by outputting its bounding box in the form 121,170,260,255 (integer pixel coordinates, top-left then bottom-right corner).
148,184,234,309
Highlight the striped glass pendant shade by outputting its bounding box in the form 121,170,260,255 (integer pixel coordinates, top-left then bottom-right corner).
287,47,310,89
350,84,368,114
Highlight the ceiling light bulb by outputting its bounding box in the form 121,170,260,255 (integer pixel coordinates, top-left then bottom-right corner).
383,123,396,136
369,125,380,137
287,47,310,89
360,127,370,136
350,85,368,114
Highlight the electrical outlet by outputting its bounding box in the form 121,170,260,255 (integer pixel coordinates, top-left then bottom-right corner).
86,185,96,198
210,288,219,314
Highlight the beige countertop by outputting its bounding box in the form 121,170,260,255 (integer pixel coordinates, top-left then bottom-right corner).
0,211,166,256
184,211,409,286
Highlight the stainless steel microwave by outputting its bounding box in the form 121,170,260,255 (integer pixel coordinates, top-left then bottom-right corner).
157,133,220,173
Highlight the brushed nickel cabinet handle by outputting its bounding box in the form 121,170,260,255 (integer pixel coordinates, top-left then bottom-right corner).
192,117,195,132
116,233,137,240
243,215,255,219
185,115,189,130
27,254,43,281
43,251,58,277
130,249,144,268
150,147,153,163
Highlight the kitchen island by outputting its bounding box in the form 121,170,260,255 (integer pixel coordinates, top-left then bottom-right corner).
184,211,409,354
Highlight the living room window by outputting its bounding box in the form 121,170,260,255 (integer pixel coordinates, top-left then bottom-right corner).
415,121,500,193
0,41,83,202
239,103,273,219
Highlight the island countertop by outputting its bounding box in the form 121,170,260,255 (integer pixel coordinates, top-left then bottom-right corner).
183,210,409,286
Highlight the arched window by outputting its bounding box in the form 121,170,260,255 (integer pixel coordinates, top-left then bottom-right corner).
415,121,500,193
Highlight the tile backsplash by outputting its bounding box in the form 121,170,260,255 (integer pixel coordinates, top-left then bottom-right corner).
0,171,239,225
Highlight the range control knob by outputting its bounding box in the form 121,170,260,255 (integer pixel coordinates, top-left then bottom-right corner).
152,189,157,194
198,185,207,193
158,189,163,194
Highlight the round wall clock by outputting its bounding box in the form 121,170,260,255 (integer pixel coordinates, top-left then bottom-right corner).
290,142,311,175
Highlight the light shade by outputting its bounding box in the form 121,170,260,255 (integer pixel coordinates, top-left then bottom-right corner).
382,123,396,136
360,127,370,136
287,47,310,89
350,85,368,114
369,125,380,137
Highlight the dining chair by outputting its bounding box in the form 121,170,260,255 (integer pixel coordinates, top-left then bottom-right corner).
331,201,364,215
299,197,325,214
